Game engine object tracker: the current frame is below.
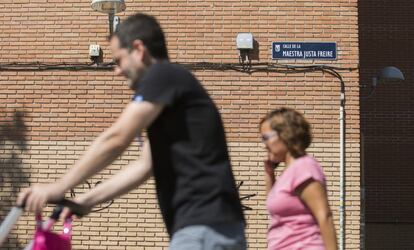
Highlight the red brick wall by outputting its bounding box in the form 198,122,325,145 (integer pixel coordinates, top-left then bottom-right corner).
0,0,360,249
359,0,414,249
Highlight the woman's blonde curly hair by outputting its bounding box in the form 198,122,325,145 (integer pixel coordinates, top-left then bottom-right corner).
260,107,312,158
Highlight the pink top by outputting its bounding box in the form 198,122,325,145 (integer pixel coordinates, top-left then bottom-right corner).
266,155,326,250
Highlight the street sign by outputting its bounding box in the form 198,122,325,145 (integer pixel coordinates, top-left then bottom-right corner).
272,42,337,60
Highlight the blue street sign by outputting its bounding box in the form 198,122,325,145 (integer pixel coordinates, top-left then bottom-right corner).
272,42,337,60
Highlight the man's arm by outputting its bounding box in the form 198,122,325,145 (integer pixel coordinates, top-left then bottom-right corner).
72,140,153,212
18,101,163,212
58,101,161,192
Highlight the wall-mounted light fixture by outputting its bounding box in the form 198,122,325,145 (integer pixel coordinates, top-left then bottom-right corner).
361,66,405,99
236,33,254,70
91,0,126,35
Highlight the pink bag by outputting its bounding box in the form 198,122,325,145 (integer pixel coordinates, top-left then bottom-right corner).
32,214,72,250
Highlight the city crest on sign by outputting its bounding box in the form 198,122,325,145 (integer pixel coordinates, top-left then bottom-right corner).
274,44,281,52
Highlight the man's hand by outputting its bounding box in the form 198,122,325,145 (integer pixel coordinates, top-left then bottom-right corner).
16,183,65,213
59,196,92,221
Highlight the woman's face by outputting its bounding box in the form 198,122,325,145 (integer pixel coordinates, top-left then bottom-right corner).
260,120,289,164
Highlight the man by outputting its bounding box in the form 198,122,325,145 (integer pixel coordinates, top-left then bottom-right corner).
18,13,246,249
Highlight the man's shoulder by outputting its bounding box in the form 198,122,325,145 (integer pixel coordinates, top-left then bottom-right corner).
151,61,188,74
149,62,199,88
142,61,191,85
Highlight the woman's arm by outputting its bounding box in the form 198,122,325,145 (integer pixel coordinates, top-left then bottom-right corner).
264,160,278,194
296,180,338,250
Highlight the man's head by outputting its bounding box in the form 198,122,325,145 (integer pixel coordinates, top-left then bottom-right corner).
110,13,169,89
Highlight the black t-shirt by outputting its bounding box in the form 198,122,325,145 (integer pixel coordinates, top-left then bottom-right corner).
132,61,244,236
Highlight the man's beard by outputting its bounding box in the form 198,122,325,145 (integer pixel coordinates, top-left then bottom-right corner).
127,79,138,90
125,70,140,90
124,69,146,90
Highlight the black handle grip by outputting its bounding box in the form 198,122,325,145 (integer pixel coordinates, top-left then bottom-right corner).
50,206,64,220
18,198,87,218
49,199,88,218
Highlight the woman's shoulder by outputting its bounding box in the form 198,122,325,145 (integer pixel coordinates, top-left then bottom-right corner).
292,155,325,180
294,155,320,168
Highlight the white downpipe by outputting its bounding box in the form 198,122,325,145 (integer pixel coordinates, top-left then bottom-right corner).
339,91,345,250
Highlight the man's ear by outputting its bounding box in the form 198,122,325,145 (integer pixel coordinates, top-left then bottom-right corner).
132,40,145,55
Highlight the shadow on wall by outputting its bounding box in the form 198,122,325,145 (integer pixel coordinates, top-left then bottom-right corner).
0,110,29,249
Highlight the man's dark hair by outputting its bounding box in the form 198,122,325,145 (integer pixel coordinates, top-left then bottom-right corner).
114,13,169,60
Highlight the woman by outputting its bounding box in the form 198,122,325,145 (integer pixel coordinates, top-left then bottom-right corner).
260,108,337,250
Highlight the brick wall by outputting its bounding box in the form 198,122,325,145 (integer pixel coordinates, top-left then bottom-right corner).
0,0,360,249
359,0,414,249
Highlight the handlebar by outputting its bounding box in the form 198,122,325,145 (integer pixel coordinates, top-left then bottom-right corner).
19,198,88,218
1,199,86,247
49,199,89,218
